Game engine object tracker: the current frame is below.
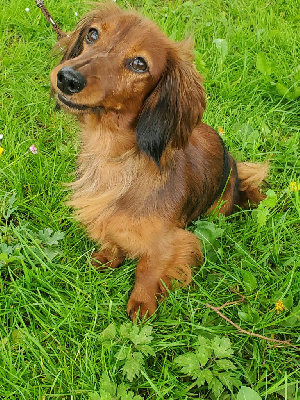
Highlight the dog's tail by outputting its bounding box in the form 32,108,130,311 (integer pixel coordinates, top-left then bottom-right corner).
236,162,269,208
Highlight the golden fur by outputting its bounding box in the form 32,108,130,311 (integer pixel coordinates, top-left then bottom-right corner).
50,3,268,321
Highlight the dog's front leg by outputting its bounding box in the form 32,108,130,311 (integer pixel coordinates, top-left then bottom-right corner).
126,227,202,321
127,255,167,321
91,244,125,270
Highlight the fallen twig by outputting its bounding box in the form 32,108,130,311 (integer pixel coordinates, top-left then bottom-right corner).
206,303,299,350
212,297,245,310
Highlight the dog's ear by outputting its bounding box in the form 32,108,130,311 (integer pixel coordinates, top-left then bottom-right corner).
56,27,86,62
136,48,206,167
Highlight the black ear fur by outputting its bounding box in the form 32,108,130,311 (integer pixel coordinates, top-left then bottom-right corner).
136,57,206,167
60,27,86,62
136,70,174,167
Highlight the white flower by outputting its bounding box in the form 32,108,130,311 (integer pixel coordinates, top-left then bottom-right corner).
29,144,38,154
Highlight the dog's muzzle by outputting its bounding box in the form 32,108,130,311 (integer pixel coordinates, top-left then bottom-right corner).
57,66,87,95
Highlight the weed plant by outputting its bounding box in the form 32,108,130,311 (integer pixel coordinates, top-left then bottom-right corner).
0,0,299,399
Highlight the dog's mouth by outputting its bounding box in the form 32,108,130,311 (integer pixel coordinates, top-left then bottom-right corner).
56,94,106,116
57,94,91,112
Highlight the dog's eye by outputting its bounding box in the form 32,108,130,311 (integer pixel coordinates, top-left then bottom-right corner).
127,57,149,73
86,28,99,44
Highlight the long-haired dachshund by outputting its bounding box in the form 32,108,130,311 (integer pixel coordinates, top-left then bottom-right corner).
50,2,268,321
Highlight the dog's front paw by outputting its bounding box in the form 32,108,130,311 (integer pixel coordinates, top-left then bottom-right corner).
127,291,157,322
91,251,124,270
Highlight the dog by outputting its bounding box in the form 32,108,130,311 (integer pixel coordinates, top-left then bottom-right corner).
50,2,268,321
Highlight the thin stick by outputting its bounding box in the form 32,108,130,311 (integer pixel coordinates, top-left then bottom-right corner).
35,0,66,39
206,303,299,350
213,298,245,310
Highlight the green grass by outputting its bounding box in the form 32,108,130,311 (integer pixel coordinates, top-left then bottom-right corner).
0,0,299,398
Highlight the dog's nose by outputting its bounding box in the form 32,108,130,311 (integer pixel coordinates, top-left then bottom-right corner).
57,66,87,95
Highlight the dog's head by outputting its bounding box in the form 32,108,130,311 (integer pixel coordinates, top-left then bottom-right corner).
50,3,206,166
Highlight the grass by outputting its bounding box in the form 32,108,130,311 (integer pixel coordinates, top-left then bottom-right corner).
0,0,299,398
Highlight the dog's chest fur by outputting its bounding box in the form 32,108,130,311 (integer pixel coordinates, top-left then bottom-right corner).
68,119,162,228
70,148,138,223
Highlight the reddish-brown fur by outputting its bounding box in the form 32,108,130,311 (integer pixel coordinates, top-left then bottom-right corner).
50,3,268,321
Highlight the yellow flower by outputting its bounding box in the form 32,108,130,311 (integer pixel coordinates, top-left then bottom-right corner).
0,147,3,156
289,181,300,191
218,126,225,135
275,300,284,313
